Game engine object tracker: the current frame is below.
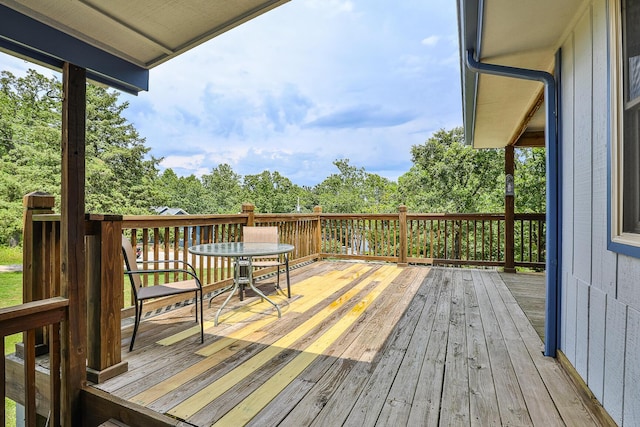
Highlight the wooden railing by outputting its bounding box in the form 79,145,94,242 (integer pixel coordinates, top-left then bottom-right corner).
1,297,68,427
16,194,546,423
319,211,545,268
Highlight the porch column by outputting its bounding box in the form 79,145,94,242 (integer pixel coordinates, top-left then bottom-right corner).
60,62,87,426
505,145,516,273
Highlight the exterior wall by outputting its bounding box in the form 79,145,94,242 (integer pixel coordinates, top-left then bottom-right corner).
560,1,640,424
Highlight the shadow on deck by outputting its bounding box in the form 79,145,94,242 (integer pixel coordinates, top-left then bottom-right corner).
81,261,608,426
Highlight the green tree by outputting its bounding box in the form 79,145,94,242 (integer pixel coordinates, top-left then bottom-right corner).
242,170,300,213
398,127,504,212
0,69,163,243
201,164,245,213
313,159,397,213
85,84,161,214
515,147,546,212
155,169,211,214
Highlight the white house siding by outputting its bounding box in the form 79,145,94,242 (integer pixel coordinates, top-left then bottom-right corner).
560,0,640,425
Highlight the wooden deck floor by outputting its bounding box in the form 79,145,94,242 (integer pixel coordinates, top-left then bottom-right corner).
94,262,599,426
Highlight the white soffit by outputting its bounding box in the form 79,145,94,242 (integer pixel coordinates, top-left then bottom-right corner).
472,0,585,148
2,0,290,68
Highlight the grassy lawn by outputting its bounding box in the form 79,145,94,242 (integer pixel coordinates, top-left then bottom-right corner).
1,246,22,426
2,271,22,427
0,246,22,265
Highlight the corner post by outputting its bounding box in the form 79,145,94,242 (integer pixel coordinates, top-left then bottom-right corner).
505,145,516,273
398,205,408,266
86,215,128,383
242,203,255,226
22,192,56,352
314,206,323,259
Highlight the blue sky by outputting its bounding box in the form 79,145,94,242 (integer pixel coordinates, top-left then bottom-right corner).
0,0,462,186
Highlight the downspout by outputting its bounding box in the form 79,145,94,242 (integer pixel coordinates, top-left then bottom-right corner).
465,49,559,357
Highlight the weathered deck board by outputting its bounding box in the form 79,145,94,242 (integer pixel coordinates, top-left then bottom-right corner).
94,262,603,426
499,271,545,340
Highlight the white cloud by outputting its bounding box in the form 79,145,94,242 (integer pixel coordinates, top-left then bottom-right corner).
0,0,462,187
421,35,440,47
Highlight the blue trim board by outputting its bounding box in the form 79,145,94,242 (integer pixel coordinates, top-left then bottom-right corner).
0,4,148,94
555,49,563,355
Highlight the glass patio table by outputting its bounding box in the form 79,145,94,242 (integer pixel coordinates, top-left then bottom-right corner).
188,242,295,326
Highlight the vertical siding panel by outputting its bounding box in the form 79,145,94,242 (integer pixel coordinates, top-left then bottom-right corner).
561,31,575,355
573,9,593,285
591,0,618,295
604,298,627,425
587,286,606,401
617,254,640,309
624,308,640,425
575,279,590,378
564,276,578,362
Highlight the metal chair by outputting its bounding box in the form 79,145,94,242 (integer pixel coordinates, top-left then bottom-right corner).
121,235,204,351
243,226,291,298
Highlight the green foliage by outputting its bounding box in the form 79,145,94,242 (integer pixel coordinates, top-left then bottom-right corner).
398,127,504,212
313,159,397,213
156,169,212,214
0,69,162,244
515,147,546,212
243,170,302,213
201,164,245,213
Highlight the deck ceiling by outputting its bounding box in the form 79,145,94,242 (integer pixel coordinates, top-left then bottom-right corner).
0,0,290,93
458,0,585,148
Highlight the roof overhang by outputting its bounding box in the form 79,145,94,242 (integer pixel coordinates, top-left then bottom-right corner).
0,0,290,94
457,0,586,148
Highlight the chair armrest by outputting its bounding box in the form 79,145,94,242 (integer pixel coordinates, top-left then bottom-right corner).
124,268,202,288
137,259,198,275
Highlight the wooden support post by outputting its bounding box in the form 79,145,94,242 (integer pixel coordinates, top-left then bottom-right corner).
505,145,516,273
86,215,128,383
398,205,408,266
242,203,255,226
60,62,87,426
22,192,55,354
314,206,323,259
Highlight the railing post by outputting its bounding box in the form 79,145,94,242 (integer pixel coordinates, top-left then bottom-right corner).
398,205,408,266
314,206,323,259
242,203,255,226
505,145,516,273
22,191,55,354
86,215,128,383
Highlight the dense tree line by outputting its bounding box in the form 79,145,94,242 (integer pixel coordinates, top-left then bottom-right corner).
0,70,545,245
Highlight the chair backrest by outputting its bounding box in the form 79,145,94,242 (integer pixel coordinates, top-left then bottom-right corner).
243,226,279,244
121,235,142,297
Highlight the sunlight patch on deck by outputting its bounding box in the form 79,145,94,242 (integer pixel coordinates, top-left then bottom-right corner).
129,264,376,405
164,265,402,421
155,264,370,347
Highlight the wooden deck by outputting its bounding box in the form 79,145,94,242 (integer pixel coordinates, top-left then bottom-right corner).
93,261,599,426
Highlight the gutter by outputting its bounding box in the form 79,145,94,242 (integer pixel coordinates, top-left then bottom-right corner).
465,49,560,357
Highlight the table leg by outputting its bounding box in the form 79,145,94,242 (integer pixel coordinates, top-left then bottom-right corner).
246,257,281,318
214,256,282,326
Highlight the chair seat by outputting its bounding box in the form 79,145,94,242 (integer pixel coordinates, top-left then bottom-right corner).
136,280,200,300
